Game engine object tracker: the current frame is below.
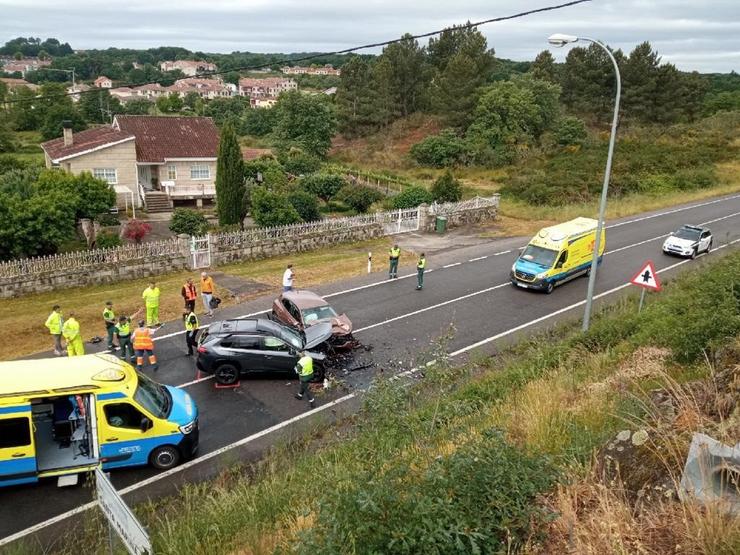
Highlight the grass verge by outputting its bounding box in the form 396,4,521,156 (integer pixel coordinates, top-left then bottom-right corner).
27,250,740,554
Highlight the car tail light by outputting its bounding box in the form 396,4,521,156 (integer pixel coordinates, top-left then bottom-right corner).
197,346,208,354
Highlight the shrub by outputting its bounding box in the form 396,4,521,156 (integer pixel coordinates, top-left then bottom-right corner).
95,230,122,249
430,170,463,202
122,219,152,244
95,212,120,227
287,190,322,222
241,106,278,136
555,116,588,146
392,185,434,209
278,151,322,176
337,184,382,213
169,208,210,236
250,186,301,227
301,173,346,202
410,129,470,168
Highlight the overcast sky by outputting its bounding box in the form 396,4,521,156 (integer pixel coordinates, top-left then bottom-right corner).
1,0,738,73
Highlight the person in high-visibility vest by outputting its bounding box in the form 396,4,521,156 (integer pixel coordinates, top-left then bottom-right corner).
103,301,117,352
293,351,315,408
116,315,135,363
142,281,161,328
184,310,199,356
132,320,158,371
389,244,401,279
62,313,85,357
44,304,64,356
416,253,426,290
181,278,197,313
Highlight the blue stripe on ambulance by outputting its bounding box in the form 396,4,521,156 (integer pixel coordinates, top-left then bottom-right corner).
100,434,184,469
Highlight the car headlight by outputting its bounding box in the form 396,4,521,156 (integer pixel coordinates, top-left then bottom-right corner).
511,262,517,272
179,421,196,434
536,272,548,279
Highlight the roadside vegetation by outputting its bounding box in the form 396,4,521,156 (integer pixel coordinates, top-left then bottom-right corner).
30,251,739,554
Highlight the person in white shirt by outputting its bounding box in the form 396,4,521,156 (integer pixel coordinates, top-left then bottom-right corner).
282,264,295,291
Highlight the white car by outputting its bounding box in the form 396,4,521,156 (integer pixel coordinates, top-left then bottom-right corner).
662,225,712,259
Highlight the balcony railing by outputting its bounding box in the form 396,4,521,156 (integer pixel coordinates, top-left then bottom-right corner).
162,182,216,198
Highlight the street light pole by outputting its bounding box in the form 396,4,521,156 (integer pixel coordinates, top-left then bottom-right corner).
548,34,621,332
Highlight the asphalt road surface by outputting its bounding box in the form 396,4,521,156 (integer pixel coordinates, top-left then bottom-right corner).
2,193,739,545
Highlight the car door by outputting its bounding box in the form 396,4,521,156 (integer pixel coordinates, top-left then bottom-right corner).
554,250,568,278
229,335,264,372
97,397,154,469
699,231,711,251
285,300,303,329
261,335,299,374
0,407,37,486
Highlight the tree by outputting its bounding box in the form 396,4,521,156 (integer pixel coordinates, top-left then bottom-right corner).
35,170,116,219
529,50,558,83
122,219,152,244
392,185,434,209
301,173,345,202
273,91,337,158
0,115,17,154
203,96,250,127
244,157,288,190
554,116,588,146
156,92,183,113
242,106,278,136
278,150,321,176
169,208,210,235
336,56,383,137
410,129,470,168
79,89,122,123
215,122,245,227
376,34,430,118
250,186,301,227
337,184,382,213
40,103,86,141
288,190,322,221
8,86,42,130
560,43,623,119
183,91,203,114
430,170,463,202
121,99,153,115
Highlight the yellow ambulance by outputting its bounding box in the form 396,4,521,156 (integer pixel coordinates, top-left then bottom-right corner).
0,354,198,487
510,217,606,294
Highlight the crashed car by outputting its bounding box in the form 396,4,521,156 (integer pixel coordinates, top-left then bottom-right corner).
662,225,713,259
196,318,332,385
272,290,355,349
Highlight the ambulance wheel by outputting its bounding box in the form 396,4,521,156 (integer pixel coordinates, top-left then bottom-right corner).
545,282,554,294
214,363,239,385
150,445,180,470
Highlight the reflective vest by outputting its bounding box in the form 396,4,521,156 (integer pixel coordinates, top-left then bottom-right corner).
133,327,154,350
142,287,160,308
417,257,426,269
389,247,401,259
183,282,197,301
45,311,63,335
116,322,131,337
185,312,199,332
103,307,116,327
200,276,214,294
297,355,314,380
62,318,80,341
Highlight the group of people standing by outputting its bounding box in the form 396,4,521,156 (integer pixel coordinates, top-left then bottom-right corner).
388,244,426,290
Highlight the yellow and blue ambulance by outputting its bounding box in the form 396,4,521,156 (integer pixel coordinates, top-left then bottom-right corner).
0,354,198,487
510,217,606,294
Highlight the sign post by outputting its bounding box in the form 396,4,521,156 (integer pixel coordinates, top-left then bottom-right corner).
629,260,662,313
95,469,152,555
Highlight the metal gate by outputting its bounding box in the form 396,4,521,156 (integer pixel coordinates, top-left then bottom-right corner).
190,234,211,269
381,208,420,235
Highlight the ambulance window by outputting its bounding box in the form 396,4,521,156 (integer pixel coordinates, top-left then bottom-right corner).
557,251,568,266
0,417,31,448
104,403,146,430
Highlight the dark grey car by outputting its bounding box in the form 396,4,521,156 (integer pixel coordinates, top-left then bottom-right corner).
196,318,331,385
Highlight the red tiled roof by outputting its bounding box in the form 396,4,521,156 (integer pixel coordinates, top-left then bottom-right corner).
114,115,220,163
40,126,135,162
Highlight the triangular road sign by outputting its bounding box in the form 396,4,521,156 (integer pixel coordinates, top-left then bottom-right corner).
630,260,662,291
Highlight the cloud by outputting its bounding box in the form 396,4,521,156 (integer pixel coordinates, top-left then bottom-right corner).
0,0,738,72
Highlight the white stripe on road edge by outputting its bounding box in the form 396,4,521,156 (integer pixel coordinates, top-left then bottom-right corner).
176,375,213,388
469,256,488,262
493,250,512,256
605,193,740,229
4,238,738,548
443,262,462,268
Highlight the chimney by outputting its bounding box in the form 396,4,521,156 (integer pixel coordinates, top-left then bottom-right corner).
62,120,73,147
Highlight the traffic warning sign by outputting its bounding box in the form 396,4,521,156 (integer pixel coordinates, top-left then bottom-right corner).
630,260,662,291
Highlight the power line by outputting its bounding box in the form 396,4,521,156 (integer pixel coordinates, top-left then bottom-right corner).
4,0,592,105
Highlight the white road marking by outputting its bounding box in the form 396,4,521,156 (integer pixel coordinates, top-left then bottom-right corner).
469,256,488,262
443,262,462,268
493,249,512,255
176,375,214,388
4,237,738,547
605,194,740,229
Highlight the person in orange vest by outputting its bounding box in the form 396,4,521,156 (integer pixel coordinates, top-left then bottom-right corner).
132,320,158,372
181,278,197,313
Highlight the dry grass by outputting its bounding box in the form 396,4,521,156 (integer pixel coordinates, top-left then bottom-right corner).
0,237,413,360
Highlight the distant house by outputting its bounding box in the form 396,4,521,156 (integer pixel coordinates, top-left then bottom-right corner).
159,60,217,77
94,76,112,88
170,77,235,100
238,77,297,99
67,83,91,102
281,64,341,76
40,116,221,211
0,77,39,91
108,87,136,101
250,97,278,109
133,83,168,99
0,57,51,77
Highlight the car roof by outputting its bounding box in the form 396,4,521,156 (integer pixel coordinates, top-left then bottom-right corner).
679,225,708,232
281,290,329,309
207,318,286,336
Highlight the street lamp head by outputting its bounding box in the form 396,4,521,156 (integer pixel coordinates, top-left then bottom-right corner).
548,33,579,47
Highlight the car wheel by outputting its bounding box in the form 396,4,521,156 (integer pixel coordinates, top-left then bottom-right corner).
214,363,239,385
545,281,554,294
706,240,712,253
690,248,698,260
149,445,181,470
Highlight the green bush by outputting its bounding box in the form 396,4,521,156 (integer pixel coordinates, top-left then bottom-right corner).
241,106,278,136
555,116,588,146
287,190,321,222
301,173,346,202
392,185,434,209
410,129,471,168
430,170,463,202
95,212,120,227
250,186,301,227
169,208,210,236
337,184,382,213
95,230,122,249
278,151,322,176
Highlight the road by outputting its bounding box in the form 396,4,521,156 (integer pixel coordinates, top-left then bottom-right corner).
1,192,739,546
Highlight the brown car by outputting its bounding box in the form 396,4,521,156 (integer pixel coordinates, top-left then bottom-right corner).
272,290,354,349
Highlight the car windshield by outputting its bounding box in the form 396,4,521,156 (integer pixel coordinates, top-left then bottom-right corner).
519,245,559,268
674,228,701,241
281,326,303,349
301,305,337,324
134,372,171,419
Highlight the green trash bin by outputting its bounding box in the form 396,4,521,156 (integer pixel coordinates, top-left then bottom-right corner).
435,216,447,234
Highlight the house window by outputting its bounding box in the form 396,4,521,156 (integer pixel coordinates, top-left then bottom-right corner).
93,168,117,184
167,165,177,180
190,164,210,179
